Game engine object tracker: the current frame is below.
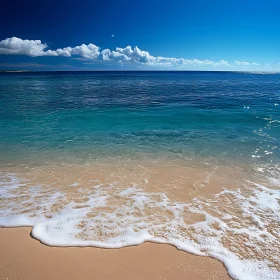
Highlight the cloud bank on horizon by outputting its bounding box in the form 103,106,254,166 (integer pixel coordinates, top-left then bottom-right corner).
0,37,260,68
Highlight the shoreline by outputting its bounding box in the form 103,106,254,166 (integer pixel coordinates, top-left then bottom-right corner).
1,163,279,279
0,227,231,280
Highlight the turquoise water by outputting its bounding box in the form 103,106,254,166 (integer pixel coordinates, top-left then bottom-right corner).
0,71,279,165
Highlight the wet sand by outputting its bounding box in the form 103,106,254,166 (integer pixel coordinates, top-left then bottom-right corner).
0,227,231,280
1,161,278,279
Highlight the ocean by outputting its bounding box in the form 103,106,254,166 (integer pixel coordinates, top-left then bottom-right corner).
0,71,279,279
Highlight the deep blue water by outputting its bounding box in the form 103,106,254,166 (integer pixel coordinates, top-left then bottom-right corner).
0,71,279,165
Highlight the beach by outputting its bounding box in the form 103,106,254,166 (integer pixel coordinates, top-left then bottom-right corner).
0,227,230,280
0,160,279,280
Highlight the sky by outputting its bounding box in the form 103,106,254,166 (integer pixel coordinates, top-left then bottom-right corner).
0,0,280,71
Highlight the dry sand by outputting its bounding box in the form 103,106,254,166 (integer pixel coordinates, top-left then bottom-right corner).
0,227,231,280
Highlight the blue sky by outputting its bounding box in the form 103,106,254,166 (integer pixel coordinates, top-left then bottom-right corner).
0,0,280,71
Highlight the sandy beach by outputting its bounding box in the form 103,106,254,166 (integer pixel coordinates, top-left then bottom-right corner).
0,227,230,280
1,162,278,280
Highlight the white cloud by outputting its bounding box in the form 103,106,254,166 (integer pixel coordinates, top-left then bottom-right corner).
0,37,262,69
0,37,100,59
0,37,49,57
234,61,260,66
251,62,260,66
58,44,100,59
101,46,231,67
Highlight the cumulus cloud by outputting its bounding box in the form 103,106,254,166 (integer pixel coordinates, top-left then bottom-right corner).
234,61,260,66
0,37,261,68
0,37,100,59
101,46,231,67
0,37,49,57
50,44,100,59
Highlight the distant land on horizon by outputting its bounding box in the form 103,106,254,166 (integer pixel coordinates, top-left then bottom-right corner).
0,70,279,74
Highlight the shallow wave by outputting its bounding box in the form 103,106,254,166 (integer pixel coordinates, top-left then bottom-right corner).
0,171,279,280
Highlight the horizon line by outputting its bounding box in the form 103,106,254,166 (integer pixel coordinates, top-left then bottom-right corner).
1,70,280,73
